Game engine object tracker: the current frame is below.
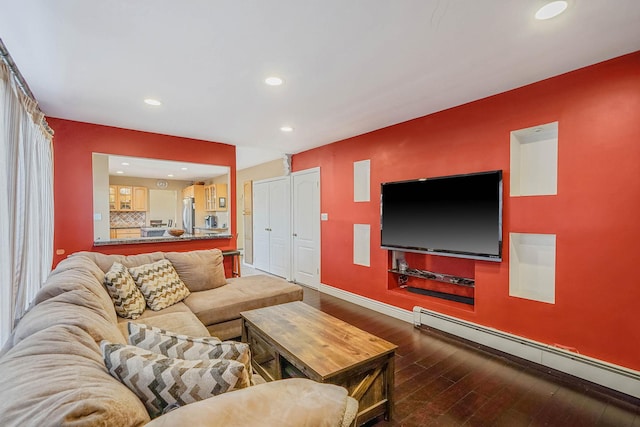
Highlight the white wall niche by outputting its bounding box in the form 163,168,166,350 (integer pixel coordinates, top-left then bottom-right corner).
510,121,558,196
509,233,556,304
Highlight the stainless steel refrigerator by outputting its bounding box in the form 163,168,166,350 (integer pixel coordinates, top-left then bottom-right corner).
182,197,195,235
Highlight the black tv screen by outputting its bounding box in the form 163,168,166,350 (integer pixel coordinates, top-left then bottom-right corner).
381,170,503,261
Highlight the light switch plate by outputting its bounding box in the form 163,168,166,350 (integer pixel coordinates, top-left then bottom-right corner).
93,213,102,220
321,213,328,221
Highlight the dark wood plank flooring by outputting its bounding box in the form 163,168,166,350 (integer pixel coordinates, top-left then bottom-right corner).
301,286,640,427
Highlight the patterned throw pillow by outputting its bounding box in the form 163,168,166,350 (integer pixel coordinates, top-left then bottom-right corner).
128,259,190,310
103,262,146,319
127,322,253,383
101,341,250,418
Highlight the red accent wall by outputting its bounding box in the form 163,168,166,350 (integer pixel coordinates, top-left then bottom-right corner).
50,118,237,272
292,51,640,371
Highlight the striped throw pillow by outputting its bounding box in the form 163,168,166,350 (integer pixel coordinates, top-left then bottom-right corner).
128,322,252,383
128,259,190,310
103,262,146,319
101,341,250,418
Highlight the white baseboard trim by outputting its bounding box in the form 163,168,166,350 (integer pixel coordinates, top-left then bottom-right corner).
318,283,414,324
414,306,640,400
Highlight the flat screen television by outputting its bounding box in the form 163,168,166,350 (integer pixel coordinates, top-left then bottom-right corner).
380,170,503,262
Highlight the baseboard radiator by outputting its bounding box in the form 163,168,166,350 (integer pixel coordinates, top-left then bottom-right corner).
413,306,640,400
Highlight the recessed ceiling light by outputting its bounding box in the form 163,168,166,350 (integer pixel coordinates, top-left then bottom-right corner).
535,1,568,20
280,126,293,132
121,162,129,166
144,98,162,106
116,170,124,174
167,174,174,177
181,167,188,171
265,76,284,86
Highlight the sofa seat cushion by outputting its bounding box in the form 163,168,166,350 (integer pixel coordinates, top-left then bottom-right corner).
183,274,303,326
0,325,150,427
117,302,210,340
165,249,226,292
144,378,353,427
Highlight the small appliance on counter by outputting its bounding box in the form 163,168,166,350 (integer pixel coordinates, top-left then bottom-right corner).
204,215,218,228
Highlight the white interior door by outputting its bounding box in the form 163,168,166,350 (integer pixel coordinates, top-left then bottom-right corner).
252,181,270,272
267,177,291,279
292,168,320,288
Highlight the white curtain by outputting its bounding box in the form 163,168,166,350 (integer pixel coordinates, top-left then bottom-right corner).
0,63,54,347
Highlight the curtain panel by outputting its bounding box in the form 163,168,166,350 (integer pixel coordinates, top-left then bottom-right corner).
0,63,54,347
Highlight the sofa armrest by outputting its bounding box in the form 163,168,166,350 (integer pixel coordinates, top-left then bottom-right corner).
144,378,357,427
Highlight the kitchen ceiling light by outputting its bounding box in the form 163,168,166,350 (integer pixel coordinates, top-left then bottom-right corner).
144,98,162,106
116,170,124,174
181,167,188,170
121,162,129,166
535,1,568,20
280,126,293,132
265,76,283,86
167,174,174,177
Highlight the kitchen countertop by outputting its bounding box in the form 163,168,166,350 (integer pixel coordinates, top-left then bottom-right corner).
110,225,144,229
93,233,232,246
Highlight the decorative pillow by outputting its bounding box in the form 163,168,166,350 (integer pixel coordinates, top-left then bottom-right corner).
127,322,252,383
101,341,250,419
128,259,190,310
103,262,146,319
165,249,227,292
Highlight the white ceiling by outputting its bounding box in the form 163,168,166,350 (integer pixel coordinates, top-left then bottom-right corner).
2,1,640,170
107,154,229,181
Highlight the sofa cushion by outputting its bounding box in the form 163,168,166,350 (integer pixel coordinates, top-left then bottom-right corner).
165,249,227,292
118,308,210,340
104,262,146,319
144,378,353,427
101,342,250,419
71,251,166,273
184,274,303,326
127,322,252,383
34,255,117,324
128,259,190,310
0,325,150,427
11,283,127,349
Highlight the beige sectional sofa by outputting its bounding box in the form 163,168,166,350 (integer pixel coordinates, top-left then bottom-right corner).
0,249,358,426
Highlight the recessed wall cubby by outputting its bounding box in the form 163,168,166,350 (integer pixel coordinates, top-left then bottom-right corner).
510,121,558,197
509,233,556,304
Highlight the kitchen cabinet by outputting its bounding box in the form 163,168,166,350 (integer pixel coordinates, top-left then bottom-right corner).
204,183,228,211
132,186,148,211
113,228,141,239
204,184,217,211
118,186,133,210
109,185,148,211
109,186,117,210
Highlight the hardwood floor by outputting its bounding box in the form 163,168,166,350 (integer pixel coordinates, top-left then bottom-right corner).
300,286,640,427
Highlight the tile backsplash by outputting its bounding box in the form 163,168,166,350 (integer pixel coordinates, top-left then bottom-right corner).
110,211,146,227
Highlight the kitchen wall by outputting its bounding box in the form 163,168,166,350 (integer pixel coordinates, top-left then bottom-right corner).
50,118,237,266
292,51,640,371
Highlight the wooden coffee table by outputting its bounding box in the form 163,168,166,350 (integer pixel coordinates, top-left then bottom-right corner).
241,301,397,426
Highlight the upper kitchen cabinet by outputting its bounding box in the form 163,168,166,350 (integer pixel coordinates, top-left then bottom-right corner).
132,186,148,211
110,185,147,211
204,183,228,211
204,184,217,211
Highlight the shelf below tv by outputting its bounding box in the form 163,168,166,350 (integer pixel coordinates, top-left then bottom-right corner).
388,268,475,287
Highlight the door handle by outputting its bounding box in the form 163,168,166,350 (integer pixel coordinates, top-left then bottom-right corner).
293,233,297,237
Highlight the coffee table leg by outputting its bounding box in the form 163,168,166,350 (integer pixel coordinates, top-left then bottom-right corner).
385,354,395,421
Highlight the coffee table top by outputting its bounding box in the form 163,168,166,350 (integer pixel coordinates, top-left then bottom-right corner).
241,301,397,380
